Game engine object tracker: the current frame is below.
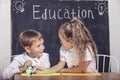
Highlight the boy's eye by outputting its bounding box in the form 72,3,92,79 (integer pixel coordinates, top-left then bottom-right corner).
37,44,40,47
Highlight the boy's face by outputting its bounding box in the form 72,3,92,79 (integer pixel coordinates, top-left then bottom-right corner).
59,34,74,50
25,38,45,58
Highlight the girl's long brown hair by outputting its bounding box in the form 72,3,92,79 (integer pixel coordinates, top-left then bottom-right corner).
59,17,97,62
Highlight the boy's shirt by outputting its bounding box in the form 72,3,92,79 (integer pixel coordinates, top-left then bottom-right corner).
2,52,50,79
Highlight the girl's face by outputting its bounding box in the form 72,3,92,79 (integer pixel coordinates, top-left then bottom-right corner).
25,38,45,58
59,34,74,50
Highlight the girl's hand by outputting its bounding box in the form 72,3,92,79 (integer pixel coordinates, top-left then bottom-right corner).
34,65,48,74
59,68,70,73
35,65,47,71
35,69,48,74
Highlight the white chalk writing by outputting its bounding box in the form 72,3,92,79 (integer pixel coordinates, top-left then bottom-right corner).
33,5,95,20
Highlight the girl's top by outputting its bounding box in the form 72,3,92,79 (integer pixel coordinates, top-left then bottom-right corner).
60,46,97,72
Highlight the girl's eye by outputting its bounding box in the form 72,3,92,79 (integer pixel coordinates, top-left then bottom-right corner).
60,41,63,43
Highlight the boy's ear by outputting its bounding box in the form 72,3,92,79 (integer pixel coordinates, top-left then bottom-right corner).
24,46,31,53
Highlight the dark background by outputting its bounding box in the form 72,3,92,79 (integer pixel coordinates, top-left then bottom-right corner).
11,0,109,71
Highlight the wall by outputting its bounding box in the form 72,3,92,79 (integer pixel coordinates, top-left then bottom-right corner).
109,0,120,60
0,0,120,75
0,1,11,66
109,0,120,72
0,0,11,77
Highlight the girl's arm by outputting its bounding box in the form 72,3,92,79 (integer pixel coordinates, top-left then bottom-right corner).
60,61,91,73
35,60,65,73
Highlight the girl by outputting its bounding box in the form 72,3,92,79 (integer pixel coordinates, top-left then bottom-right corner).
35,17,98,73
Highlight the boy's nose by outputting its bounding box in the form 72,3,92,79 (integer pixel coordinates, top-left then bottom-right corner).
42,45,45,50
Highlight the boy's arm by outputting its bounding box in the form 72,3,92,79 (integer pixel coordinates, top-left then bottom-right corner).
19,60,32,73
2,60,22,80
35,60,65,73
2,59,32,80
60,61,91,73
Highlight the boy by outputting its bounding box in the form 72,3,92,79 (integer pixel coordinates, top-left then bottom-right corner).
2,29,50,79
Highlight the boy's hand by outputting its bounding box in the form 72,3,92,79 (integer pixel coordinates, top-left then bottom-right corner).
24,60,32,69
19,60,32,73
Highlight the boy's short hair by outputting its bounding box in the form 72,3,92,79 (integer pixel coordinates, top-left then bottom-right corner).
19,29,43,47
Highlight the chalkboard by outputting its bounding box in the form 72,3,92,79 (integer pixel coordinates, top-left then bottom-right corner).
11,0,109,68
